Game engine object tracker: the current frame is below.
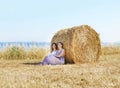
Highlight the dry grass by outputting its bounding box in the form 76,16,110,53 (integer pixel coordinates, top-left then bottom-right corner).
0,46,49,60
51,25,101,64
102,46,120,55
26,47,49,60
0,46,120,88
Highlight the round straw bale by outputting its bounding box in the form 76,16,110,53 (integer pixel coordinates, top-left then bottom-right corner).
51,25,101,64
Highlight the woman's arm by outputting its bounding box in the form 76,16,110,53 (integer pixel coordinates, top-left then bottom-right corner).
56,49,65,58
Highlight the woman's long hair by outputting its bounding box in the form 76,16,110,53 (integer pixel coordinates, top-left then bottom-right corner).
51,43,57,52
58,42,64,49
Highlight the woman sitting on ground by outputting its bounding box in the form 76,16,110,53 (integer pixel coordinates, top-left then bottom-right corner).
41,42,65,65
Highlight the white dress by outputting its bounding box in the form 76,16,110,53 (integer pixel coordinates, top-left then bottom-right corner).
42,50,65,65
47,51,57,56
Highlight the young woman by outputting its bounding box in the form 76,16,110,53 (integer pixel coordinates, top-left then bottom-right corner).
41,42,65,65
41,43,58,65
54,42,65,64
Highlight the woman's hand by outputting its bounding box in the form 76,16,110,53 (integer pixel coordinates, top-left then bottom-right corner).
57,49,65,57
54,55,60,58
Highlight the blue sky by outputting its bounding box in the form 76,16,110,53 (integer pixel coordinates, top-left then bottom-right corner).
0,0,120,42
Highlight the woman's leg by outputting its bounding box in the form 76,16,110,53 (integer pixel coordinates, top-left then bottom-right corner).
47,56,63,65
41,56,49,65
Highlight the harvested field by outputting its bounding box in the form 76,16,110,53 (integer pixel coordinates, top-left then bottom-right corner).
0,54,120,88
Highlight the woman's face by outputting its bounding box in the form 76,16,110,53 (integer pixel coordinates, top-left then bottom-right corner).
58,43,62,49
52,44,56,49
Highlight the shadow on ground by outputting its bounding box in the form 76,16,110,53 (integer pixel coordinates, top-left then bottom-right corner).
22,62,42,65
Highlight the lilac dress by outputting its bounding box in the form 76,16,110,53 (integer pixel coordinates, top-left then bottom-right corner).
42,49,65,65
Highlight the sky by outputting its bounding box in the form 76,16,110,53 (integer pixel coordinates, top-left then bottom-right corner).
0,0,120,42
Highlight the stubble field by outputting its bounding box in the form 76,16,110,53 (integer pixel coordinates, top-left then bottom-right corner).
0,46,120,88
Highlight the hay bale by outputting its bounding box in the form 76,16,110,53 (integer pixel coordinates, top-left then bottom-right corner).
51,25,101,64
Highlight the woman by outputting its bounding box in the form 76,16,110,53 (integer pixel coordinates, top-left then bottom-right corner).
41,42,58,65
54,42,65,64
41,42,65,65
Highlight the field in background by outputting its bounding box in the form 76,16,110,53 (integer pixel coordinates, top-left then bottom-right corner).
0,46,49,60
102,46,120,55
0,46,120,88
0,45,120,60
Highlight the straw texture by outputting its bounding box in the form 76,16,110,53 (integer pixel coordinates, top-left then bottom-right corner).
51,25,101,64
